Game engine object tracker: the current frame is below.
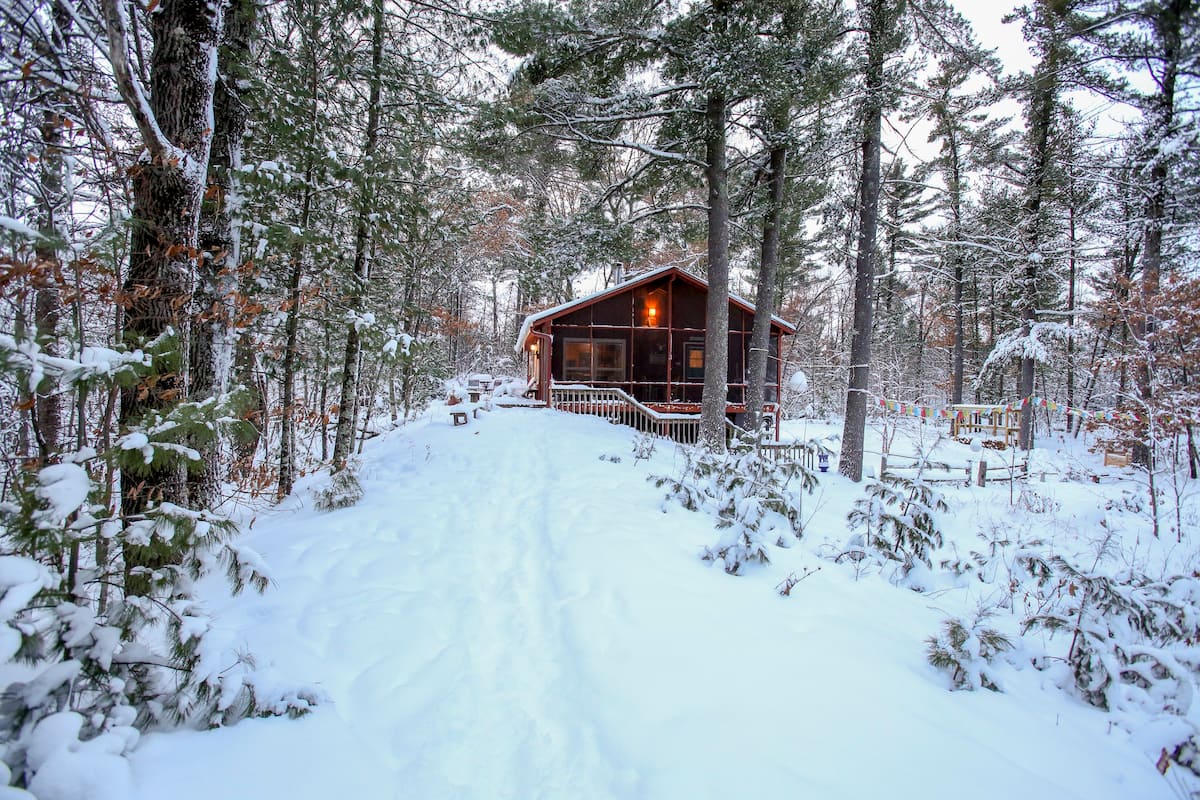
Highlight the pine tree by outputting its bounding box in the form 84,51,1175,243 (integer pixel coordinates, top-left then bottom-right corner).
744,0,844,434
920,51,1009,404
839,0,907,481
497,0,810,449
1124,0,1198,466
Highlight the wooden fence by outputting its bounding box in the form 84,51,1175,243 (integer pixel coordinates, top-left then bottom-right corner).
880,454,1029,486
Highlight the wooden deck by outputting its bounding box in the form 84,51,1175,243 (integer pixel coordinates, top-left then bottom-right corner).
550,385,780,446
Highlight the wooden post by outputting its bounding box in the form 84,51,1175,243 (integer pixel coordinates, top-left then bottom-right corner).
976,460,987,487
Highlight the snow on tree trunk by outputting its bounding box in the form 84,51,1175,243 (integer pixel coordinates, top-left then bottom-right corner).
33,3,70,461
191,0,258,508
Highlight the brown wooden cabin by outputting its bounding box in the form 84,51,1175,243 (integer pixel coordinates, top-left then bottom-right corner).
516,266,796,431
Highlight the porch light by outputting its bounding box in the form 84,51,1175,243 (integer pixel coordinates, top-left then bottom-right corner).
646,304,658,326
530,342,539,353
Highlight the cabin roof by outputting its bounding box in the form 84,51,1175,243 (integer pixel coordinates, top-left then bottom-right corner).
514,265,797,352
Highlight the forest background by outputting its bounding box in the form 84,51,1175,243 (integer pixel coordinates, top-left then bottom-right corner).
0,0,1197,791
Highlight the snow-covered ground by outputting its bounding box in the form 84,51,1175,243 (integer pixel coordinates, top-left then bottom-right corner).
125,407,1186,799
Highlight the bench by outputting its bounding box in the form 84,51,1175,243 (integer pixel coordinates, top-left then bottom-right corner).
449,403,482,426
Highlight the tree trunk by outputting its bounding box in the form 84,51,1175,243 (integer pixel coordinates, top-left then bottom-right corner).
1065,190,1077,413
231,333,263,470
276,5,323,499
1132,0,1187,467
1018,44,1058,452
839,0,889,481
332,0,385,469
29,1,73,462
276,185,310,499
190,0,258,508
34,119,65,460
113,0,224,596
700,84,731,450
745,134,787,435
946,128,965,406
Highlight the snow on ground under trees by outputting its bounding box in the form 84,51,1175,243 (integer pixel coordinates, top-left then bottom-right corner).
122,407,1191,800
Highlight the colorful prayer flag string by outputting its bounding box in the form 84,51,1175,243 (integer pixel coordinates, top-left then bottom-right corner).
874,395,1156,424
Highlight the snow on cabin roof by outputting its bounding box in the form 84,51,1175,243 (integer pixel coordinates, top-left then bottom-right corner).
514,265,796,352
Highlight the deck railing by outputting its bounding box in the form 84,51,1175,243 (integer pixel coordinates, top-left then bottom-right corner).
550,384,704,443
550,385,798,454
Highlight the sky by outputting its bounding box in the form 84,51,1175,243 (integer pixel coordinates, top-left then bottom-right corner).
955,1,1036,77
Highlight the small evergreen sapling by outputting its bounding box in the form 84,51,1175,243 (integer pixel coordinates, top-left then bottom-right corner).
651,436,819,575
845,473,948,573
313,466,365,512
0,332,323,788
1023,550,1200,716
926,612,1013,691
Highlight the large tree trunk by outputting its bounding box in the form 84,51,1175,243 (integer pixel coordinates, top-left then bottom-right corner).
745,133,787,435
700,85,731,450
332,0,385,469
29,1,73,462
190,0,258,508
108,0,224,596
945,128,965,405
1132,0,1188,467
276,6,324,499
1017,41,1059,452
839,0,888,482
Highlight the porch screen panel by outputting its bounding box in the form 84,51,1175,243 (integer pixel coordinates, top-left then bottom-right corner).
591,293,632,326
632,330,668,381
766,335,780,402
632,330,668,402
672,282,706,329
728,333,745,382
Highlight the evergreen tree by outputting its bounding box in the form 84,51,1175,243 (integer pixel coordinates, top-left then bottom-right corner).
744,0,844,434
920,51,1009,404
839,0,907,482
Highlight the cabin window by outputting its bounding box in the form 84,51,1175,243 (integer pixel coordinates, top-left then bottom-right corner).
684,343,704,381
563,338,626,383
594,340,625,381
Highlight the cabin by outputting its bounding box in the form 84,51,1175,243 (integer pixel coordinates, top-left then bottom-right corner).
516,266,795,437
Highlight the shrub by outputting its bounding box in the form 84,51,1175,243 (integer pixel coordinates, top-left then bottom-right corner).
927,613,1013,691
313,468,364,512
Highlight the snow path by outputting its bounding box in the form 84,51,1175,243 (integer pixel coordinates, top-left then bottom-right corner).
128,409,1175,800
